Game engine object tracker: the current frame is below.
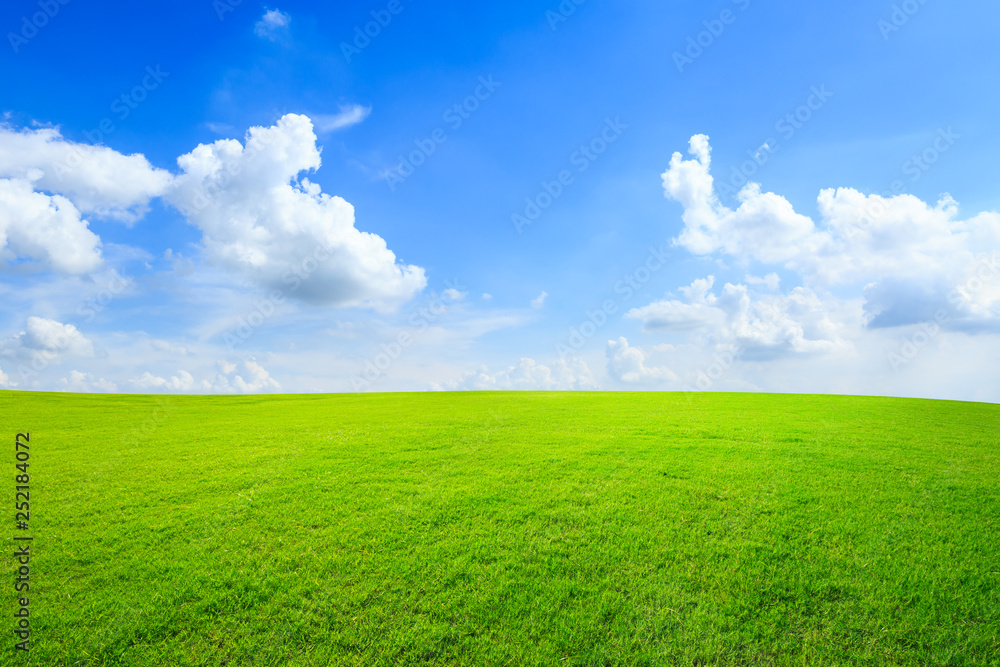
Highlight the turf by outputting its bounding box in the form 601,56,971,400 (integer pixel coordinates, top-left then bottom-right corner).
1,390,998,666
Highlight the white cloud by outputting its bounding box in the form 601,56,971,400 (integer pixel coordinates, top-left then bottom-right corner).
0,115,424,308
432,356,598,391
205,122,237,135
482,293,492,300
0,122,175,274
0,178,102,273
627,276,852,359
1,317,96,366
254,9,291,40
860,252,1000,331
626,276,725,332
745,272,780,290
312,105,371,134
531,291,548,309
0,365,10,387
606,337,679,385
443,287,467,302
0,124,172,222
210,359,281,393
662,134,1000,330
129,359,280,394
149,339,191,356
663,135,819,264
166,114,426,311
59,370,117,393
613,327,1000,401
131,370,197,392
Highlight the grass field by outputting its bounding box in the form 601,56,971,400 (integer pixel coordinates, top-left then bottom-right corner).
1,390,998,666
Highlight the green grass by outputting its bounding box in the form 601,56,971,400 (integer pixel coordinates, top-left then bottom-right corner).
2,390,998,666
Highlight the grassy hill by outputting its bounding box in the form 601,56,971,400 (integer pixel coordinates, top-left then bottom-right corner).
2,391,998,666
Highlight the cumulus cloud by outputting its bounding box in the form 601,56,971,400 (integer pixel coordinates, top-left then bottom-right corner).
130,359,280,394
605,337,678,385
254,9,291,40
432,356,598,391
59,370,117,393
312,105,371,134
663,135,816,266
1,116,425,311
745,273,780,290
166,114,426,310
626,276,725,332
0,124,172,222
627,276,851,360
0,123,173,273
531,291,548,309
0,178,102,273
131,370,197,392
211,359,281,393
0,365,10,388
1,317,96,367
662,135,1000,329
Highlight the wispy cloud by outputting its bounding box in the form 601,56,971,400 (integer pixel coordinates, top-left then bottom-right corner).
312,104,372,134
254,9,291,41
204,121,236,135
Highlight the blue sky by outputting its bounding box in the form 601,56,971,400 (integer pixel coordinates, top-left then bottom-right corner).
2,0,999,400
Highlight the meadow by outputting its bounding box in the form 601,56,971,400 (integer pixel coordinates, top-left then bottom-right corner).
1,390,998,666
